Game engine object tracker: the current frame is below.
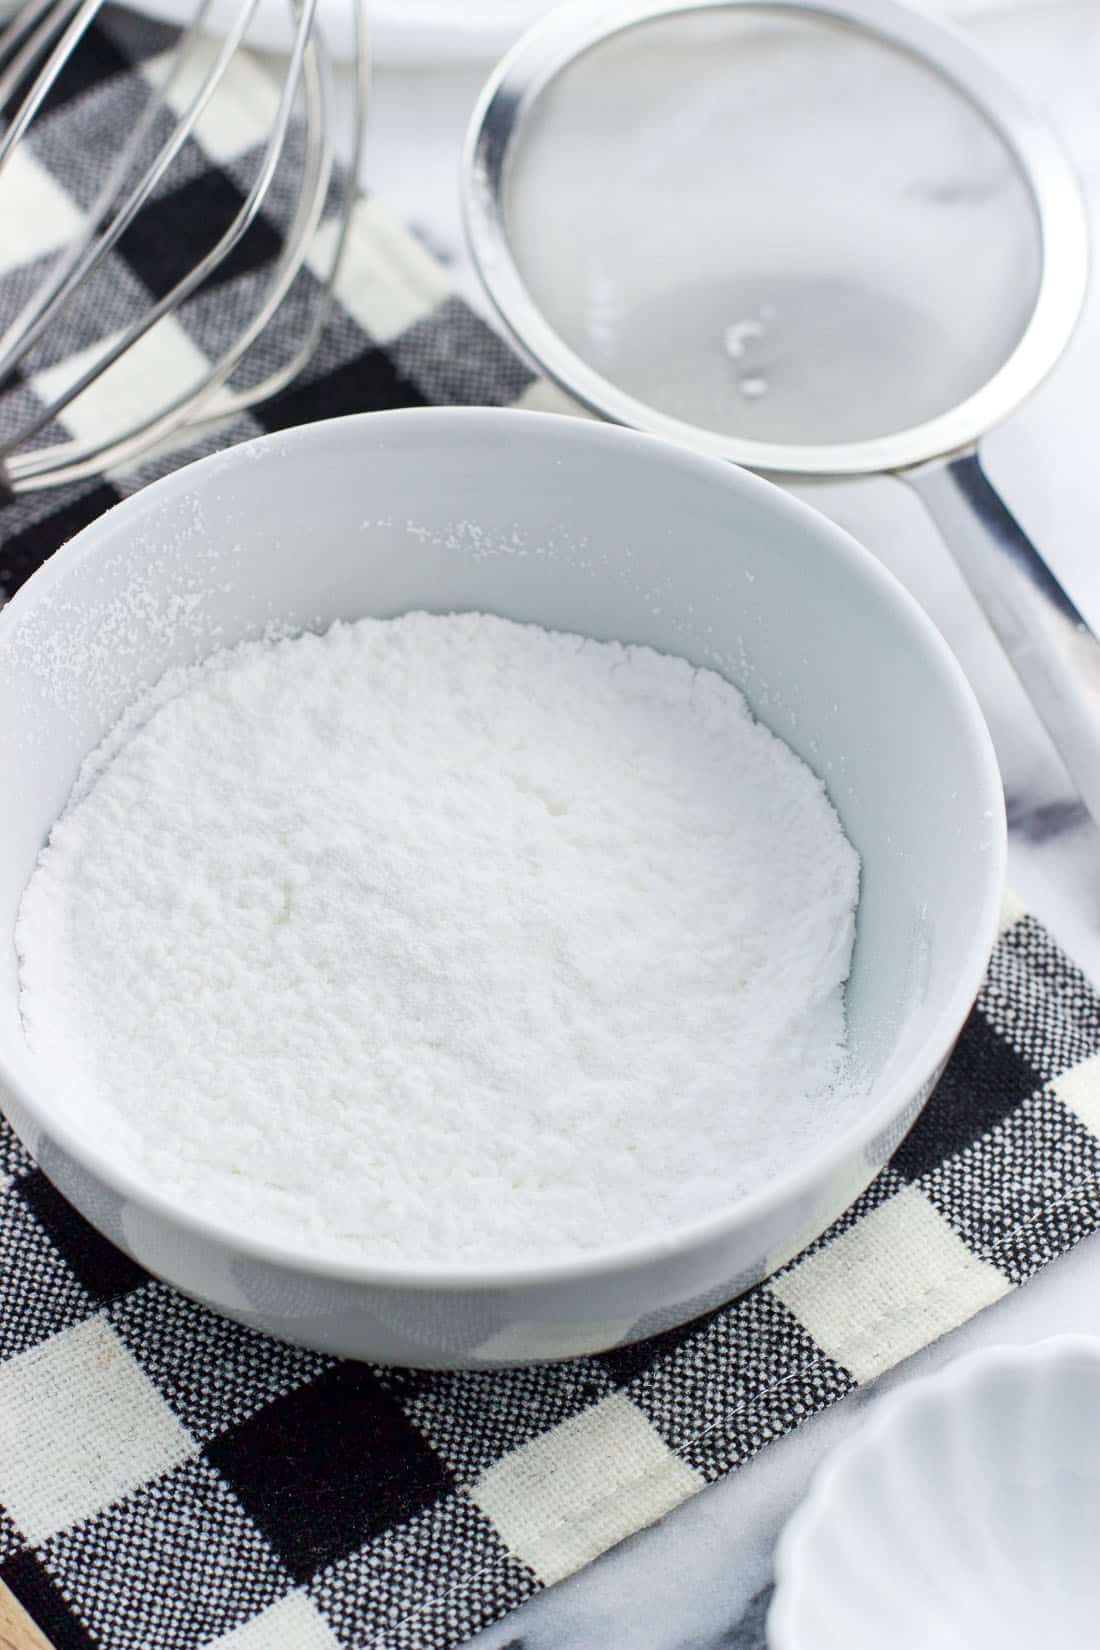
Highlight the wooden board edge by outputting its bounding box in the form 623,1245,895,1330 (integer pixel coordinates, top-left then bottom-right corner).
0,1580,56,1650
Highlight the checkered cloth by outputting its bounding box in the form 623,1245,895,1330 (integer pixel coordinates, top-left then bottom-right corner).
0,5,544,594
4,902,1100,1650
4,11,1100,1650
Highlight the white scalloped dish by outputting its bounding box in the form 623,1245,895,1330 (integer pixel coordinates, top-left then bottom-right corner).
770,1336,1100,1650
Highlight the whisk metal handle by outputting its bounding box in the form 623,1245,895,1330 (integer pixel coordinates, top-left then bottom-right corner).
907,450,1100,830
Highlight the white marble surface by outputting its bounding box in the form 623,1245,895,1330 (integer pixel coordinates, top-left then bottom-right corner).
355,4,1100,1645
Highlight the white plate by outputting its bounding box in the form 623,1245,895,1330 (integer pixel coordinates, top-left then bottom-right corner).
769,1336,1100,1650
127,0,556,64
120,0,1022,66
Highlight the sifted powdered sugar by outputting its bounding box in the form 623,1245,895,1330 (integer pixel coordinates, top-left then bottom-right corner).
16,612,860,1266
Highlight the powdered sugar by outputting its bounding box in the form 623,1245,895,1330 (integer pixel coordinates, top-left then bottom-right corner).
16,611,859,1265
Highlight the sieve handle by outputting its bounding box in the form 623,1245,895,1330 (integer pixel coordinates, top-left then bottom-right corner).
907,450,1100,829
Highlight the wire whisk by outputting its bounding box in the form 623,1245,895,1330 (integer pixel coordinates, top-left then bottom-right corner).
0,0,366,492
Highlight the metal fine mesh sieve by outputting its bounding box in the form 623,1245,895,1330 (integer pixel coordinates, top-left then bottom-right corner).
464,0,1097,822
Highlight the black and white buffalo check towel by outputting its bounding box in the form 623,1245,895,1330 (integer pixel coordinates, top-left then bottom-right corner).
0,5,552,596
4,898,1100,1650
4,11,1100,1650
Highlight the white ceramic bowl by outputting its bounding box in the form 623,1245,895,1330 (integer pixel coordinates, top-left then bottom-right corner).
0,409,1004,1366
769,1335,1100,1650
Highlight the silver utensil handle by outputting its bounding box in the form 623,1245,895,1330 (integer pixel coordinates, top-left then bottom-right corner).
907,450,1100,828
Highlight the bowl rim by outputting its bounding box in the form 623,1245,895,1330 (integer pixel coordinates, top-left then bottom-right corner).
767,1333,1100,1650
0,406,1007,1291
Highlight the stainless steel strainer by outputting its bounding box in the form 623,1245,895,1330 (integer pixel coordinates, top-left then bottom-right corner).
463,0,1096,821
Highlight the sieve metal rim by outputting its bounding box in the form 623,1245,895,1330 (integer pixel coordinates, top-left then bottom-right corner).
462,0,1090,476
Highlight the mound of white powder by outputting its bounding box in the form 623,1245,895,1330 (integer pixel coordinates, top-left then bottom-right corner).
17,611,859,1265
